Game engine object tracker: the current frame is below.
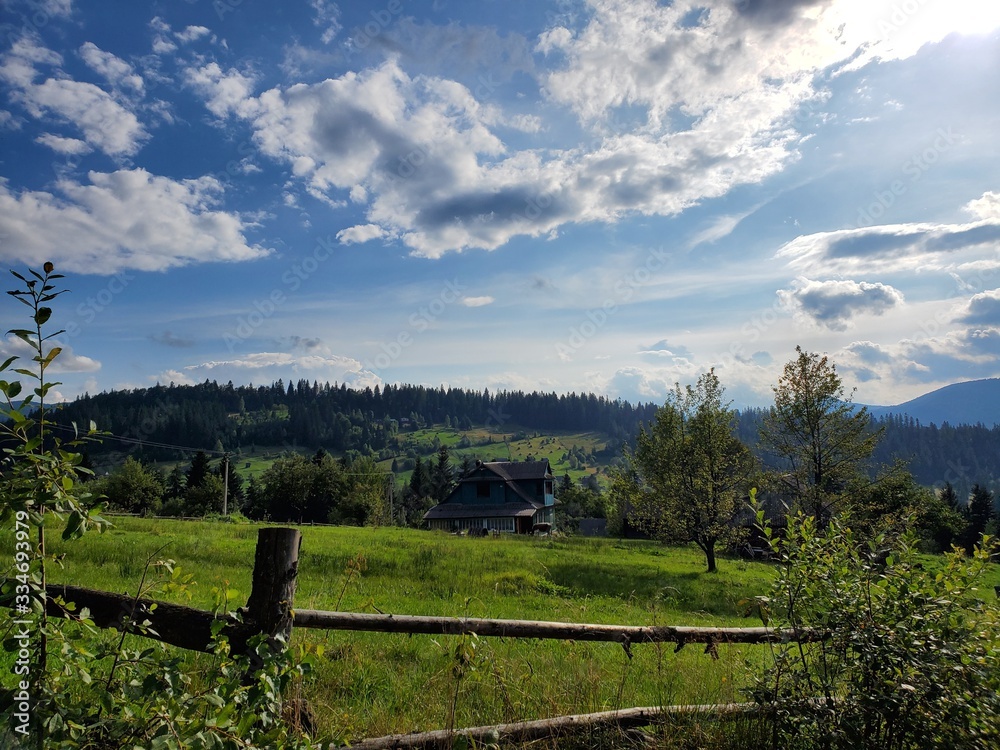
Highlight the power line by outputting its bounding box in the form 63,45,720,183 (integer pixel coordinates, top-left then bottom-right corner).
46,423,226,456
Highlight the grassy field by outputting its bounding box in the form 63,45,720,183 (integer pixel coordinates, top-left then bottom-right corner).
10,518,999,745
18,518,782,743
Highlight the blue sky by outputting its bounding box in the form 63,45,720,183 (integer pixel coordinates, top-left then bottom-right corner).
2,0,1000,408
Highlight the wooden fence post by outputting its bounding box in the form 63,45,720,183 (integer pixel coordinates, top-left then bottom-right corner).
238,527,301,659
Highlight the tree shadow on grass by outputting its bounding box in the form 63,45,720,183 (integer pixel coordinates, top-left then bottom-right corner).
544,563,743,617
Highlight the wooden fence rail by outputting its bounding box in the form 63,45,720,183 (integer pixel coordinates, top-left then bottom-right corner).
12,527,810,747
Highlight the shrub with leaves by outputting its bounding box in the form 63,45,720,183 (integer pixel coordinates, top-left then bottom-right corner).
747,497,1000,750
1,266,319,749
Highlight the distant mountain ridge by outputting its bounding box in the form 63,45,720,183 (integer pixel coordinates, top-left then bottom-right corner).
863,378,1000,428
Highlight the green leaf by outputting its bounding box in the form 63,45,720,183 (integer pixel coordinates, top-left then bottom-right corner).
2,380,21,399
62,510,85,541
0,355,16,372
34,307,52,326
41,346,62,367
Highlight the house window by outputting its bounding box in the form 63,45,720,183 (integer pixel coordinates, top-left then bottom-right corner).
544,480,553,495
477,482,490,498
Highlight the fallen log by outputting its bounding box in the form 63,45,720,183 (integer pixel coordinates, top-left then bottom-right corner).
340,701,768,750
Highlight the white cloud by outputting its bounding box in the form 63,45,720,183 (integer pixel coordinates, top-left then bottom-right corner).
309,0,342,44
336,223,387,244
966,191,1000,221
24,77,146,155
461,296,494,307
150,17,177,54
184,63,256,119
2,37,147,155
0,169,270,274
957,289,1000,326
0,36,62,88
78,42,144,94
176,26,211,43
35,132,91,154
776,219,1000,277
777,277,905,331
1,335,100,374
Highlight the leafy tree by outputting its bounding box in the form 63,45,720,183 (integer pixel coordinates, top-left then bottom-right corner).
849,469,966,552
760,346,882,526
555,474,605,532
93,456,164,515
335,456,388,526
617,370,754,572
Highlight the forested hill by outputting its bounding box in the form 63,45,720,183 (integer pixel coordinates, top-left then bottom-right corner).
732,409,1000,501
50,379,659,459
46,380,1000,498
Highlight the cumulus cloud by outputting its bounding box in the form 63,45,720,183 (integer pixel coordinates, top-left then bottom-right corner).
966,191,1000,221
184,63,256,119
461,296,494,307
1,335,100,374
604,366,674,403
336,223,388,244
0,169,269,274
35,132,91,154
2,36,147,155
217,0,930,259
957,289,1000,326
78,42,144,94
176,26,211,43
778,277,905,331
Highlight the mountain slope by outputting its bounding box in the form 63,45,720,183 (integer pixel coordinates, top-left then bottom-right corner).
866,378,1000,427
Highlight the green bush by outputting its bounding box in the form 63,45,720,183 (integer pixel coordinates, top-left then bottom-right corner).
747,500,1000,749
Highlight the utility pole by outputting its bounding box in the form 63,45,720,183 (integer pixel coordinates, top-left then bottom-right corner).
222,452,230,516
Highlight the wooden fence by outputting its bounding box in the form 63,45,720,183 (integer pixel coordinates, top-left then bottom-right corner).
31,527,815,749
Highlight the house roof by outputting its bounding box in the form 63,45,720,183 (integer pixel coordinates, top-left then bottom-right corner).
482,460,552,481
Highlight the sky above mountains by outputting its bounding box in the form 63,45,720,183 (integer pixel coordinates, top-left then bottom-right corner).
2,0,1000,408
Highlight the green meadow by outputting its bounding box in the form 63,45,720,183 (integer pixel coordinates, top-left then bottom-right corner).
22,518,779,743
11,518,999,745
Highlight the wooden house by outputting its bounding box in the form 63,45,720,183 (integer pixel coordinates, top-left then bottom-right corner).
423,459,556,533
